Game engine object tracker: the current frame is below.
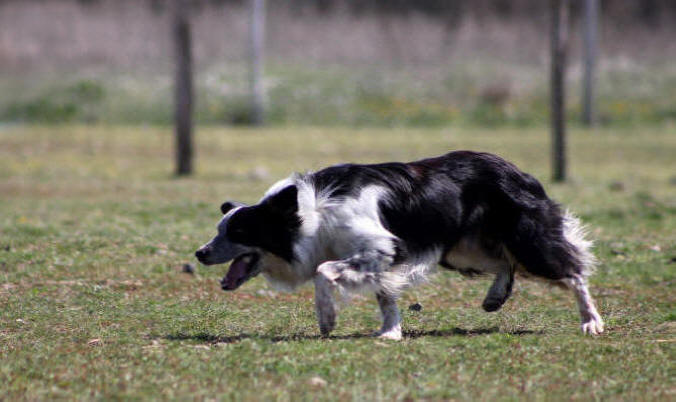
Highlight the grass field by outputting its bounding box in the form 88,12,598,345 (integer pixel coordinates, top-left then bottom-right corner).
0,125,674,400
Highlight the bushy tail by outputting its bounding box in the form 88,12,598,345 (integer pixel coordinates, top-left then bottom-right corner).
562,210,598,278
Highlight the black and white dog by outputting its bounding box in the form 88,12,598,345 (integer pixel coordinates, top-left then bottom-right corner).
195,151,604,339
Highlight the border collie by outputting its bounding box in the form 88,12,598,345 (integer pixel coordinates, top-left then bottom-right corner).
195,151,604,339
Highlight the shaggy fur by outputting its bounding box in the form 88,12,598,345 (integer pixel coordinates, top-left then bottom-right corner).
196,151,604,339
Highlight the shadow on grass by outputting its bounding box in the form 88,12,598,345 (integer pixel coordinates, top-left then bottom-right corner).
163,327,540,344
404,327,541,338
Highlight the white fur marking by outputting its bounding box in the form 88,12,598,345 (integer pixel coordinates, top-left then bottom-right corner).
296,180,323,236
444,236,509,274
260,254,309,291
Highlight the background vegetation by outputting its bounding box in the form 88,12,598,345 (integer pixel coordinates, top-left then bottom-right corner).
1,0,675,127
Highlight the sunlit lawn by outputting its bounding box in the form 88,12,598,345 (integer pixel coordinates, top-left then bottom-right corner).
1,125,674,400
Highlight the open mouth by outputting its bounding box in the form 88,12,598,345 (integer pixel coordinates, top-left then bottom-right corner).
220,252,261,291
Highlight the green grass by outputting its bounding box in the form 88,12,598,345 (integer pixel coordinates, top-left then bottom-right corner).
1,125,674,400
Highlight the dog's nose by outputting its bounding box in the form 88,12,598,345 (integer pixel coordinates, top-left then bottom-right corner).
195,247,209,260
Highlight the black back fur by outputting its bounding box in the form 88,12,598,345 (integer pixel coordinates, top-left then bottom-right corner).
309,151,582,280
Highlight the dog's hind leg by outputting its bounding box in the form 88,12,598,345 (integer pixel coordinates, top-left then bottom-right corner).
374,292,402,340
562,274,604,335
482,264,515,312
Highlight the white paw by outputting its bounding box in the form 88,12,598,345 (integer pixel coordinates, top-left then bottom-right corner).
581,316,604,335
374,326,402,341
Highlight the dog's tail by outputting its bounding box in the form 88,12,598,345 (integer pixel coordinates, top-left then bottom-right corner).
378,257,434,296
562,210,598,278
503,207,597,281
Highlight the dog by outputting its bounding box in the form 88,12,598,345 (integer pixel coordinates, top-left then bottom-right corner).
195,151,604,339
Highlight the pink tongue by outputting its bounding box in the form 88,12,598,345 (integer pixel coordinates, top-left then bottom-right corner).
223,256,250,289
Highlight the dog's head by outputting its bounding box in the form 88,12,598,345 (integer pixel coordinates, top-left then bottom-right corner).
195,185,301,290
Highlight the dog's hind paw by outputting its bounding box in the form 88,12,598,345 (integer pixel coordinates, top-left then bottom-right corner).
581,315,604,335
482,269,514,312
481,297,506,312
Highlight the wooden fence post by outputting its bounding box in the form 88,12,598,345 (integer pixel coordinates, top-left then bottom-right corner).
249,0,265,125
173,0,193,175
551,0,569,182
582,0,599,126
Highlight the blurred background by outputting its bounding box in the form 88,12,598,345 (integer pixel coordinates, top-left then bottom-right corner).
1,0,675,128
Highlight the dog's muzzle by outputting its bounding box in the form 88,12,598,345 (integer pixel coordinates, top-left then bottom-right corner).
195,246,213,264
220,253,261,290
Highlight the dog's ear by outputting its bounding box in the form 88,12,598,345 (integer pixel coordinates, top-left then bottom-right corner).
221,201,244,215
268,185,298,215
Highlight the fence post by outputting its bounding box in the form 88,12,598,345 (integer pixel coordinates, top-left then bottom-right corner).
551,0,569,182
173,0,193,176
249,0,265,125
582,0,599,126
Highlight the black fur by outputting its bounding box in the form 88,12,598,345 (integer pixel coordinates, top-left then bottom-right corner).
221,151,583,281
309,151,582,280
225,186,301,263
220,201,245,215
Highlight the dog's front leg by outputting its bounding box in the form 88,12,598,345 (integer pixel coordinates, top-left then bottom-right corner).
314,249,396,338
374,292,402,340
314,269,337,337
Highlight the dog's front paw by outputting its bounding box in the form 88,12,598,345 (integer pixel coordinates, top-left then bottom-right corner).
373,325,402,341
317,261,342,284
319,313,336,337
